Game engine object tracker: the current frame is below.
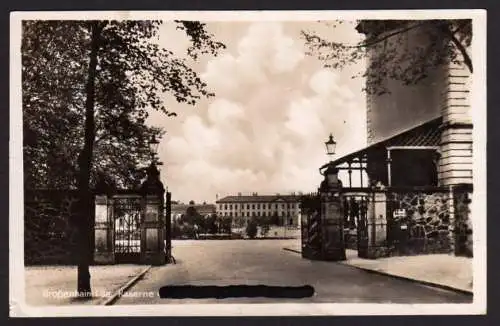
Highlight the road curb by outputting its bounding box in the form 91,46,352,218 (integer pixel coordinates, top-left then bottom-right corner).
282,247,473,296
283,247,301,254
99,265,153,306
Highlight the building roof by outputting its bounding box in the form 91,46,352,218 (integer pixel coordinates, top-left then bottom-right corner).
171,203,216,214
216,194,300,204
325,117,443,168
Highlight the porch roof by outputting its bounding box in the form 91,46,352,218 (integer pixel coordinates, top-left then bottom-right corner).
326,117,443,168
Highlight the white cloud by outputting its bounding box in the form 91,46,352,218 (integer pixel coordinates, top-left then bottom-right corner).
285,97,325,138
207,99,244,124
309,69,340,95
201,22,304,99
157,22,366,203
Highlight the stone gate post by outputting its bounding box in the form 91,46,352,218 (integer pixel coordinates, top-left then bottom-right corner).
362,188,389,259
319,165,346,261
94,194,115,264
140,163,166,265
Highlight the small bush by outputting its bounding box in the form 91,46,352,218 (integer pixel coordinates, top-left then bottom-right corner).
246,220,258,239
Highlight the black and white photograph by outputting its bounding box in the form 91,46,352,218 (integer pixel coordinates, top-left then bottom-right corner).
9,10,486,316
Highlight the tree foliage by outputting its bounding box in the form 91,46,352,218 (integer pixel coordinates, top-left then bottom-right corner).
22,19,225,294
245,219,258,239
302,19,472,96
22,20,225,189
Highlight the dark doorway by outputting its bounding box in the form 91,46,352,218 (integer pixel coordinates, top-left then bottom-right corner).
390,149,438,187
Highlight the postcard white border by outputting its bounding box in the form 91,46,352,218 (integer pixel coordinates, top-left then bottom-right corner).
10,10,487,317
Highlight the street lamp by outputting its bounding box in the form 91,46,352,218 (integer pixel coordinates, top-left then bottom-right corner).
324,133,337,160
149,134,160,163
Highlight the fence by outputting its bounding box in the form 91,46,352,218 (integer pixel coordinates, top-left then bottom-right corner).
25,188,175,265
332,185,472,258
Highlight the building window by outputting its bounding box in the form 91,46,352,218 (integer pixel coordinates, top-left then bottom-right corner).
247,204,250,209
229,204,232,210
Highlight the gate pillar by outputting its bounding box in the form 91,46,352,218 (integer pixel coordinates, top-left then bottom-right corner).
94,194,115,264
319,165,346,261
361,189,389,259
140,163,166,265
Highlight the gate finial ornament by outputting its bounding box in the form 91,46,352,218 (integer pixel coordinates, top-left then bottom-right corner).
140,162,165,194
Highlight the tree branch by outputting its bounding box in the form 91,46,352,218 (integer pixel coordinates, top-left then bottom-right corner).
356,21,431,48
441,23,473,73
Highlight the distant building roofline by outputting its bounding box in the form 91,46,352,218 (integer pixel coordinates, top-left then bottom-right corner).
216,194,303,203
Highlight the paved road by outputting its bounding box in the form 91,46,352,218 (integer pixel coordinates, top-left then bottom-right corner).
115,239,472,304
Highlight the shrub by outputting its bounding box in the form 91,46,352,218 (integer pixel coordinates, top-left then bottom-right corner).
246,220,258,239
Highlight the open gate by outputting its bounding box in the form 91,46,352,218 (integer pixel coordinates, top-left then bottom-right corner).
300,193,322,260
355,196,369,257
342,191,370,257
114,195,142,263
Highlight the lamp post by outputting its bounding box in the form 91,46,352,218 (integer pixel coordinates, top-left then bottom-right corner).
319,133,337,176
319,133,346,261
149,134,160,164
141,134,164,194
140,134,167,265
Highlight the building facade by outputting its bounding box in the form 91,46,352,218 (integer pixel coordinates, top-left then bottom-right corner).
216,193,302,226
171,202,216,223
331,21,473,189
318,21,474,258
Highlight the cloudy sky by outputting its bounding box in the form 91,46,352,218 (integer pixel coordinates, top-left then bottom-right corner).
147,21,367,204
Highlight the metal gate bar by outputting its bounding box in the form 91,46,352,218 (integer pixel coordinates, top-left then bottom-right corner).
114,196,142,261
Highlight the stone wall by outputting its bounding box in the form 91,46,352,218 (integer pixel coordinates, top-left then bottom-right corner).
386,190,453,255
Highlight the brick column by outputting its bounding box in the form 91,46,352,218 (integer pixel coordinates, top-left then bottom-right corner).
94,195,115,264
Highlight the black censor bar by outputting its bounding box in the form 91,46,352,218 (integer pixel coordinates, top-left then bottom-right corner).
158,285,315,299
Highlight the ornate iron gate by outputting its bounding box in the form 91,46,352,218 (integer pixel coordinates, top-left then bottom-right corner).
355,197,369,257
300,193,322,260
114,196,142,263
343,192,369,255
